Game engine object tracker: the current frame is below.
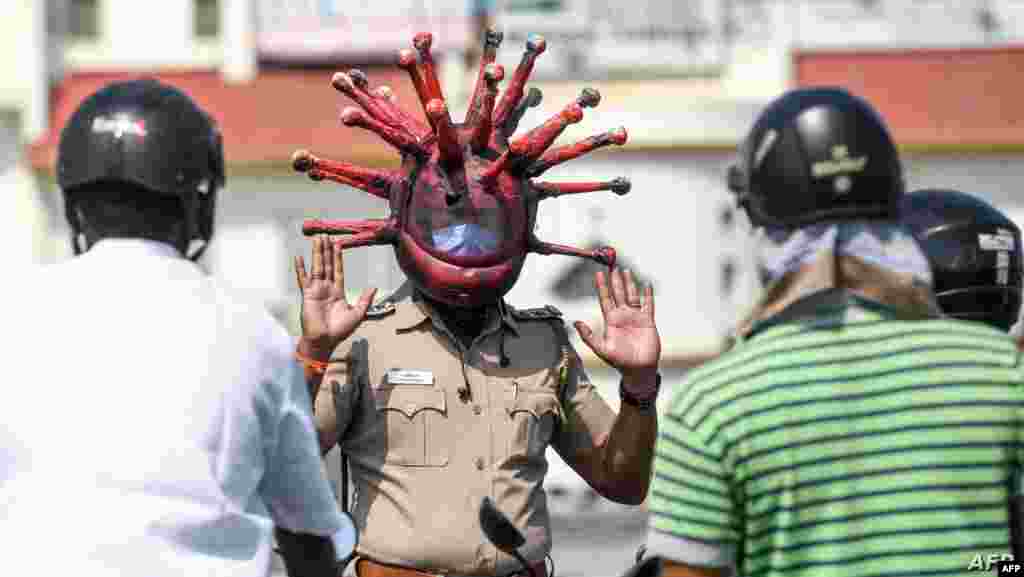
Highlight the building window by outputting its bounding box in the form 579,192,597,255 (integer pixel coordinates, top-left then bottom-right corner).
194,0,220,39
68,0,99,40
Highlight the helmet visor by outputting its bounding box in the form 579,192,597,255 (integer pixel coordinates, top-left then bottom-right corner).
406,189,511,265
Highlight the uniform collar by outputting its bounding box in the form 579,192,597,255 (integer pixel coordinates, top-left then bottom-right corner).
394,290,520,337
87,238,184,260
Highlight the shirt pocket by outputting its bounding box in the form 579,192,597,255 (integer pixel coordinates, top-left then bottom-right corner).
503,369,563,463
373,386,449,467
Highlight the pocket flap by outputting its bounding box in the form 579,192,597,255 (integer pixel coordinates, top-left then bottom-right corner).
374,387,447,419
506,391,561,420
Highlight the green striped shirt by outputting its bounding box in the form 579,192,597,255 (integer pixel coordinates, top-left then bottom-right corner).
646,291,1024,577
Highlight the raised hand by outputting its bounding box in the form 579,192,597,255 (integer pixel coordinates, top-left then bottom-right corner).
294,235,377,359
574,269,660,389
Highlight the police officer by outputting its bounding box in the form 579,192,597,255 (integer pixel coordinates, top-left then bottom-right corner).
295,248,660,577
1,78,355,577
289,32,663,577
644,87,1024,577
901,188,1022,333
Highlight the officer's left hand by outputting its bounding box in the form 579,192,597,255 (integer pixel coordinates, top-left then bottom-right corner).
295,235,377,359
574,268,660,384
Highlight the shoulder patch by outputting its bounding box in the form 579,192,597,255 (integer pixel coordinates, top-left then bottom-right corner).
511,304,563,321
366,301,397,318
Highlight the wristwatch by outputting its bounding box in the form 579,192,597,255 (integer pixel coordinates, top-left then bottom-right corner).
620,373,661,413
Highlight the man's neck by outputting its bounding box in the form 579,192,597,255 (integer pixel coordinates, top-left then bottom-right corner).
422,295,495,349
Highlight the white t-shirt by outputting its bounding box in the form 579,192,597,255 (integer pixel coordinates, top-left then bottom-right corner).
0,239,354,576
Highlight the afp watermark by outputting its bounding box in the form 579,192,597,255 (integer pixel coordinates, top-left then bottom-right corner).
967,553,1020,573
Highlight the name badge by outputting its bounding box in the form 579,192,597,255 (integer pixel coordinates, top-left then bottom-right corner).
386,369,435,385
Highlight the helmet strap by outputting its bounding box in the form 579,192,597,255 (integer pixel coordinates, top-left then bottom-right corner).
64,196,86,255
70,231,85,255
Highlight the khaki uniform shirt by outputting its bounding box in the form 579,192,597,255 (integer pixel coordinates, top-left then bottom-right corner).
313,284,618,576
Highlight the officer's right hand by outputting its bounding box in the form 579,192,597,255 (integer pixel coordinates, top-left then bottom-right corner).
294,235,377,360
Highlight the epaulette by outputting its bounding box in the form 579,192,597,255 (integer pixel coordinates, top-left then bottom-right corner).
365,301,397,318
510,304,563,321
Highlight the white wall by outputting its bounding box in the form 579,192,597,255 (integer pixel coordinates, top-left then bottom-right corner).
63,0,222,71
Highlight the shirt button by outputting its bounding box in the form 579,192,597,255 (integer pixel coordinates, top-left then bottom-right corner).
475,457,485,470
473,404,482,415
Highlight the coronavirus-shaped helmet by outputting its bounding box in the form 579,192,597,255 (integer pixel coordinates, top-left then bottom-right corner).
293,30,630,308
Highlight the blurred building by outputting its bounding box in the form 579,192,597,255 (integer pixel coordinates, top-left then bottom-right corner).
5,0,1024,504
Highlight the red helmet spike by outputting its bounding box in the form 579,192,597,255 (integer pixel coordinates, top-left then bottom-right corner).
373,85,397,103
397,48,435,127
296,31,628,308
493,34,546,128
480,138,529,186
528,238,617,269
302,218,392,235
507,98,585,165
526,126,628,177
332,73,400,129
292,149,395,200
576,88,601,109
353,69,430,137
412,33,446,112
333,71,429,141
426,99,463,170
479,148,514,185
469,64,505,153
466,28,504,130
340,106,427,158
349,69,370,90
330,233,396,249
531,177,632,199
302,218,399,249
502,86,542,137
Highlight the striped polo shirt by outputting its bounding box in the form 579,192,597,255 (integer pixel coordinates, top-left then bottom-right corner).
645,289,1024,577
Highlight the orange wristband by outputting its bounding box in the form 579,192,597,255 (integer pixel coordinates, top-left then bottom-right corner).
295,350,330,374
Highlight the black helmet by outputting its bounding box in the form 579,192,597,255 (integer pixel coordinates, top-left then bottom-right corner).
728,87,904,228
902,189,1022,332
57,78,224,260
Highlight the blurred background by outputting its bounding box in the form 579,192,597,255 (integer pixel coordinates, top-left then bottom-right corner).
3,1,1024,574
